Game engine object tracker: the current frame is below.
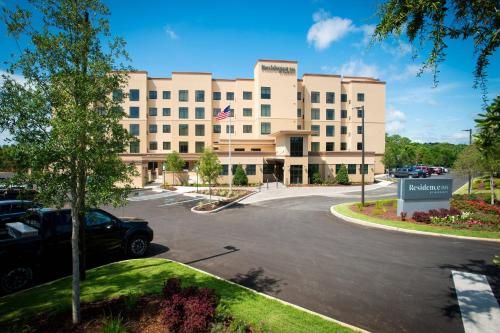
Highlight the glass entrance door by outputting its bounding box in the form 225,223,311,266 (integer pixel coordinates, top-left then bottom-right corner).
290,165,303,184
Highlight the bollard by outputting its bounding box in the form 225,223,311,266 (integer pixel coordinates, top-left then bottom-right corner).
267,179,269,189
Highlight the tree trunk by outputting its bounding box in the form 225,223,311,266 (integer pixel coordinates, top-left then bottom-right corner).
490,173,495,205
79,210,86,281
71,197,81,324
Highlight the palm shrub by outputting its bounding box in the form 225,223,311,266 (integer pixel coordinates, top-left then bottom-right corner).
233,165,248,186
335,165,350,185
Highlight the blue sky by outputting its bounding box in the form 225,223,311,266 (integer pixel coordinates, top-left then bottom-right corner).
1,0,499,144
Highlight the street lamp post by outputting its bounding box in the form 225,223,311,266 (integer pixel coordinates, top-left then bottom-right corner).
355,105,366,206
462,129,472,195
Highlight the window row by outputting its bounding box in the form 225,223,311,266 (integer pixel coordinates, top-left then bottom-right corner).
310,125,363,136
309,141,363,152
130,123,275,136
307,92,365,104
127,87,274,102
220,164,257,176
129,106,274,119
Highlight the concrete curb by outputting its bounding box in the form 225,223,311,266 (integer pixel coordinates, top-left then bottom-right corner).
191,191,257,214
330,204,500,243
175,261,369,333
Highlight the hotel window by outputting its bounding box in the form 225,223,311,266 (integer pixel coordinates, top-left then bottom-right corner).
246,164,256,175
261,86,271,99
243,108,252,117
341,126,347,134
297,108,302,117
326,109,335,120
213,92,221,100
195,124,205,136
326,125,335,137
297,125,302,130
357,93,365,102
357,142,363,150
162,124,171,133
348,164,356,174
251,148,261,152
195,107,205,119
220,165,228,176
335,164,342,174
311,142,320,152
297,92,302,101
261,104,271,117
148,124,157,133
162,90,171,99
195,142,205,153
261,122,271,135
148,90,157,100
243,125,252,133
179,107,188,119
226,92,234,100
213,124,221,133
341,142,347,150
195,90,205,102
130,141,140,153
326,92,335,104
357,109,364,118
357,126,363,134
129,107,139,118
341,110,347,118
213,108,221,117
162,108,171,116
163,141,171,150
243,91,252,100
311,125,320,136
235,148,245,152
129,124,139,136
326,142,335,151
179,90,188,102
311,108,320,120
148,107,157,116
360,164,368,174
290,137,303,156
226,125,234,134
112,89,123,102
129,89,139,101
179,141,188,153
341,93,347,102
311,91,320,103
179,124,189,136
149,141,158,150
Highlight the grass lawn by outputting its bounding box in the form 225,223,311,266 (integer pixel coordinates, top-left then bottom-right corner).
334,203,500,239
454,176,500,197
0,258,355,333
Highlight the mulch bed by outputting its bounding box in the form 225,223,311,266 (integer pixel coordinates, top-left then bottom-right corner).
193,190,252,212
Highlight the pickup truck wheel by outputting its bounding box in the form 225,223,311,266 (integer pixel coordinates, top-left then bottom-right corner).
1,266,33,294
127,235,149,258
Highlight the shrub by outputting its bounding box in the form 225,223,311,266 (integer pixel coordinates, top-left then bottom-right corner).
312,172,322,184
163,278,218,333
101,315,127,333
335,165,350,185
233,165,248,186
412,211,431,223
324,176,337,185
355,202,364,211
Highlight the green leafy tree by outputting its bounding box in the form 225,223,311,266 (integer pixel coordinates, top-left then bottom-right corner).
233,164,248,186
336,165,350,185
373,0,498,100
198,148,222,200
0,0,134,324
474,96,500,204
453,144,484,194
164,151,185,185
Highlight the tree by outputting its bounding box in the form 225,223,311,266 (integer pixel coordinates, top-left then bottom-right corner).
373,0,498,100
336,165,350,185
0,0,134,324
453,144,484,187
233,164,248,186
474,95,500,204
164,151,185,185
198,148,222,201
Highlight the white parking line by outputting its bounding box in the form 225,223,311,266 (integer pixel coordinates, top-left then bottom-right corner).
452,270,500,333
128,192,180,201
158,197,203,207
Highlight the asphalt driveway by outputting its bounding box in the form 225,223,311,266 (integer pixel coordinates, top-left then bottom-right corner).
104,175,499,333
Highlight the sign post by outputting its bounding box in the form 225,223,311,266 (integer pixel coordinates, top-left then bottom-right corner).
397,178,453,216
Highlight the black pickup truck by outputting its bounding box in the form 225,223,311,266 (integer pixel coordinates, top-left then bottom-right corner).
0,208,154,294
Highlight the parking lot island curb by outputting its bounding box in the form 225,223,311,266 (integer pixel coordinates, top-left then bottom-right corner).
191,191,257,214
176,260,369,333
330,204,500,243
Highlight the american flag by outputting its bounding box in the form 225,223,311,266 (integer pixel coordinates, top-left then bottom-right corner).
216,105,231,120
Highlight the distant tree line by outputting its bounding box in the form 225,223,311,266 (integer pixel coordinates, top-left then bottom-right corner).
383,134,467,169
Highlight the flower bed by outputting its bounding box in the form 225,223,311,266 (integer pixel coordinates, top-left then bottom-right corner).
193,189,252,212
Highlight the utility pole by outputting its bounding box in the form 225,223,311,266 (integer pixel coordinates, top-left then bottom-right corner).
462,129,472,195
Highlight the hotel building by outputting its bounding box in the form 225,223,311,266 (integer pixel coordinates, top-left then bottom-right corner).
119,59,385,187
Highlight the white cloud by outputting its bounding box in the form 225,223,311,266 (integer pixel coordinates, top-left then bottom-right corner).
339,59,380,78
0,69,26,85
358,24,375,46
164,26,178,40
386,106,406,134
388,64,421,81
381,40,412,57
307,10,354,50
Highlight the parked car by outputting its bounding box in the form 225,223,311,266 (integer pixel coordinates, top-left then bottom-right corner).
0,200,39,229
393,167,422,178
0,208,153,294
0,187,38,201
415,165,432,177
429,166,443,175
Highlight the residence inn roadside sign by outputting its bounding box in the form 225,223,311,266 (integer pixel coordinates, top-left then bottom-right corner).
261,64,296,75
397,178,453,215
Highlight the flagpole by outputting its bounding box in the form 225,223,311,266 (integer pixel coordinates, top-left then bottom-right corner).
228,105,232,193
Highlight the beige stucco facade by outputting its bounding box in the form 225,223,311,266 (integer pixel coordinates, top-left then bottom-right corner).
119,60,386,188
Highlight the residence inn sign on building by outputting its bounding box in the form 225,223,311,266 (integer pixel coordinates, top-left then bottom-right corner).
118,59,386,188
